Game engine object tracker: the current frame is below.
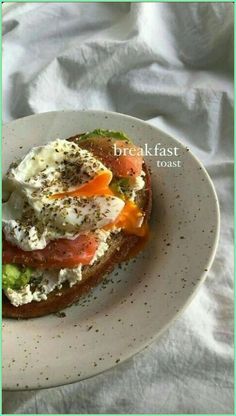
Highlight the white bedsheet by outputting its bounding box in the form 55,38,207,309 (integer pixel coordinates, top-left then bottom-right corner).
2,3,234,414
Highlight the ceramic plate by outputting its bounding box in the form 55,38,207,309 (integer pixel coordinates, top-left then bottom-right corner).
2,110,220,390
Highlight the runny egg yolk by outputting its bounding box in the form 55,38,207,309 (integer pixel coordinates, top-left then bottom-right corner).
50,170,113,198
104,200,147,237
50,172,147,237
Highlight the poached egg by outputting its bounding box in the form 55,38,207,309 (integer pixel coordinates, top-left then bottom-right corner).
3,139,125,251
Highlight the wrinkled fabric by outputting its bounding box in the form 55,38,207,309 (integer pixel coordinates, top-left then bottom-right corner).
2,3,234,414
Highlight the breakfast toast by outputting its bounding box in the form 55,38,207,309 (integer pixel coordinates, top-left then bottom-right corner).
3,132,152,318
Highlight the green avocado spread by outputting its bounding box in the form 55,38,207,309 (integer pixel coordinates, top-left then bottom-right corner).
110,177,130,199
2,264,32,290
79,129,132,142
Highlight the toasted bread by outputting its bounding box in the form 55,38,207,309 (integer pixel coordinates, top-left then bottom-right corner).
3,136,152,319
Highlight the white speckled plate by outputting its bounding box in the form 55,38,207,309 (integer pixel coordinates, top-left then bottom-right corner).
2,110,220,390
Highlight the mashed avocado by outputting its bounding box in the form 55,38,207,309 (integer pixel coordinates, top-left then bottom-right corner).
79,129,131,142
3,264,32,290
110,177,130,199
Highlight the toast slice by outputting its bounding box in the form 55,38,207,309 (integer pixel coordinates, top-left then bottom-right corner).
2,137,152,319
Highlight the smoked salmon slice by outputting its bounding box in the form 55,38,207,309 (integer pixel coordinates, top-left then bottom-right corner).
79,137,143,178
3,233,98,269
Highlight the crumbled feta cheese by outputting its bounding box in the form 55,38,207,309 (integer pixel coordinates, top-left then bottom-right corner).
132,175,145,191
127,172,146,201
58,265,82,287
32,270,59,302
89,229,111,265
5,284,33,307
4,266,83,306
130,171,146,191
